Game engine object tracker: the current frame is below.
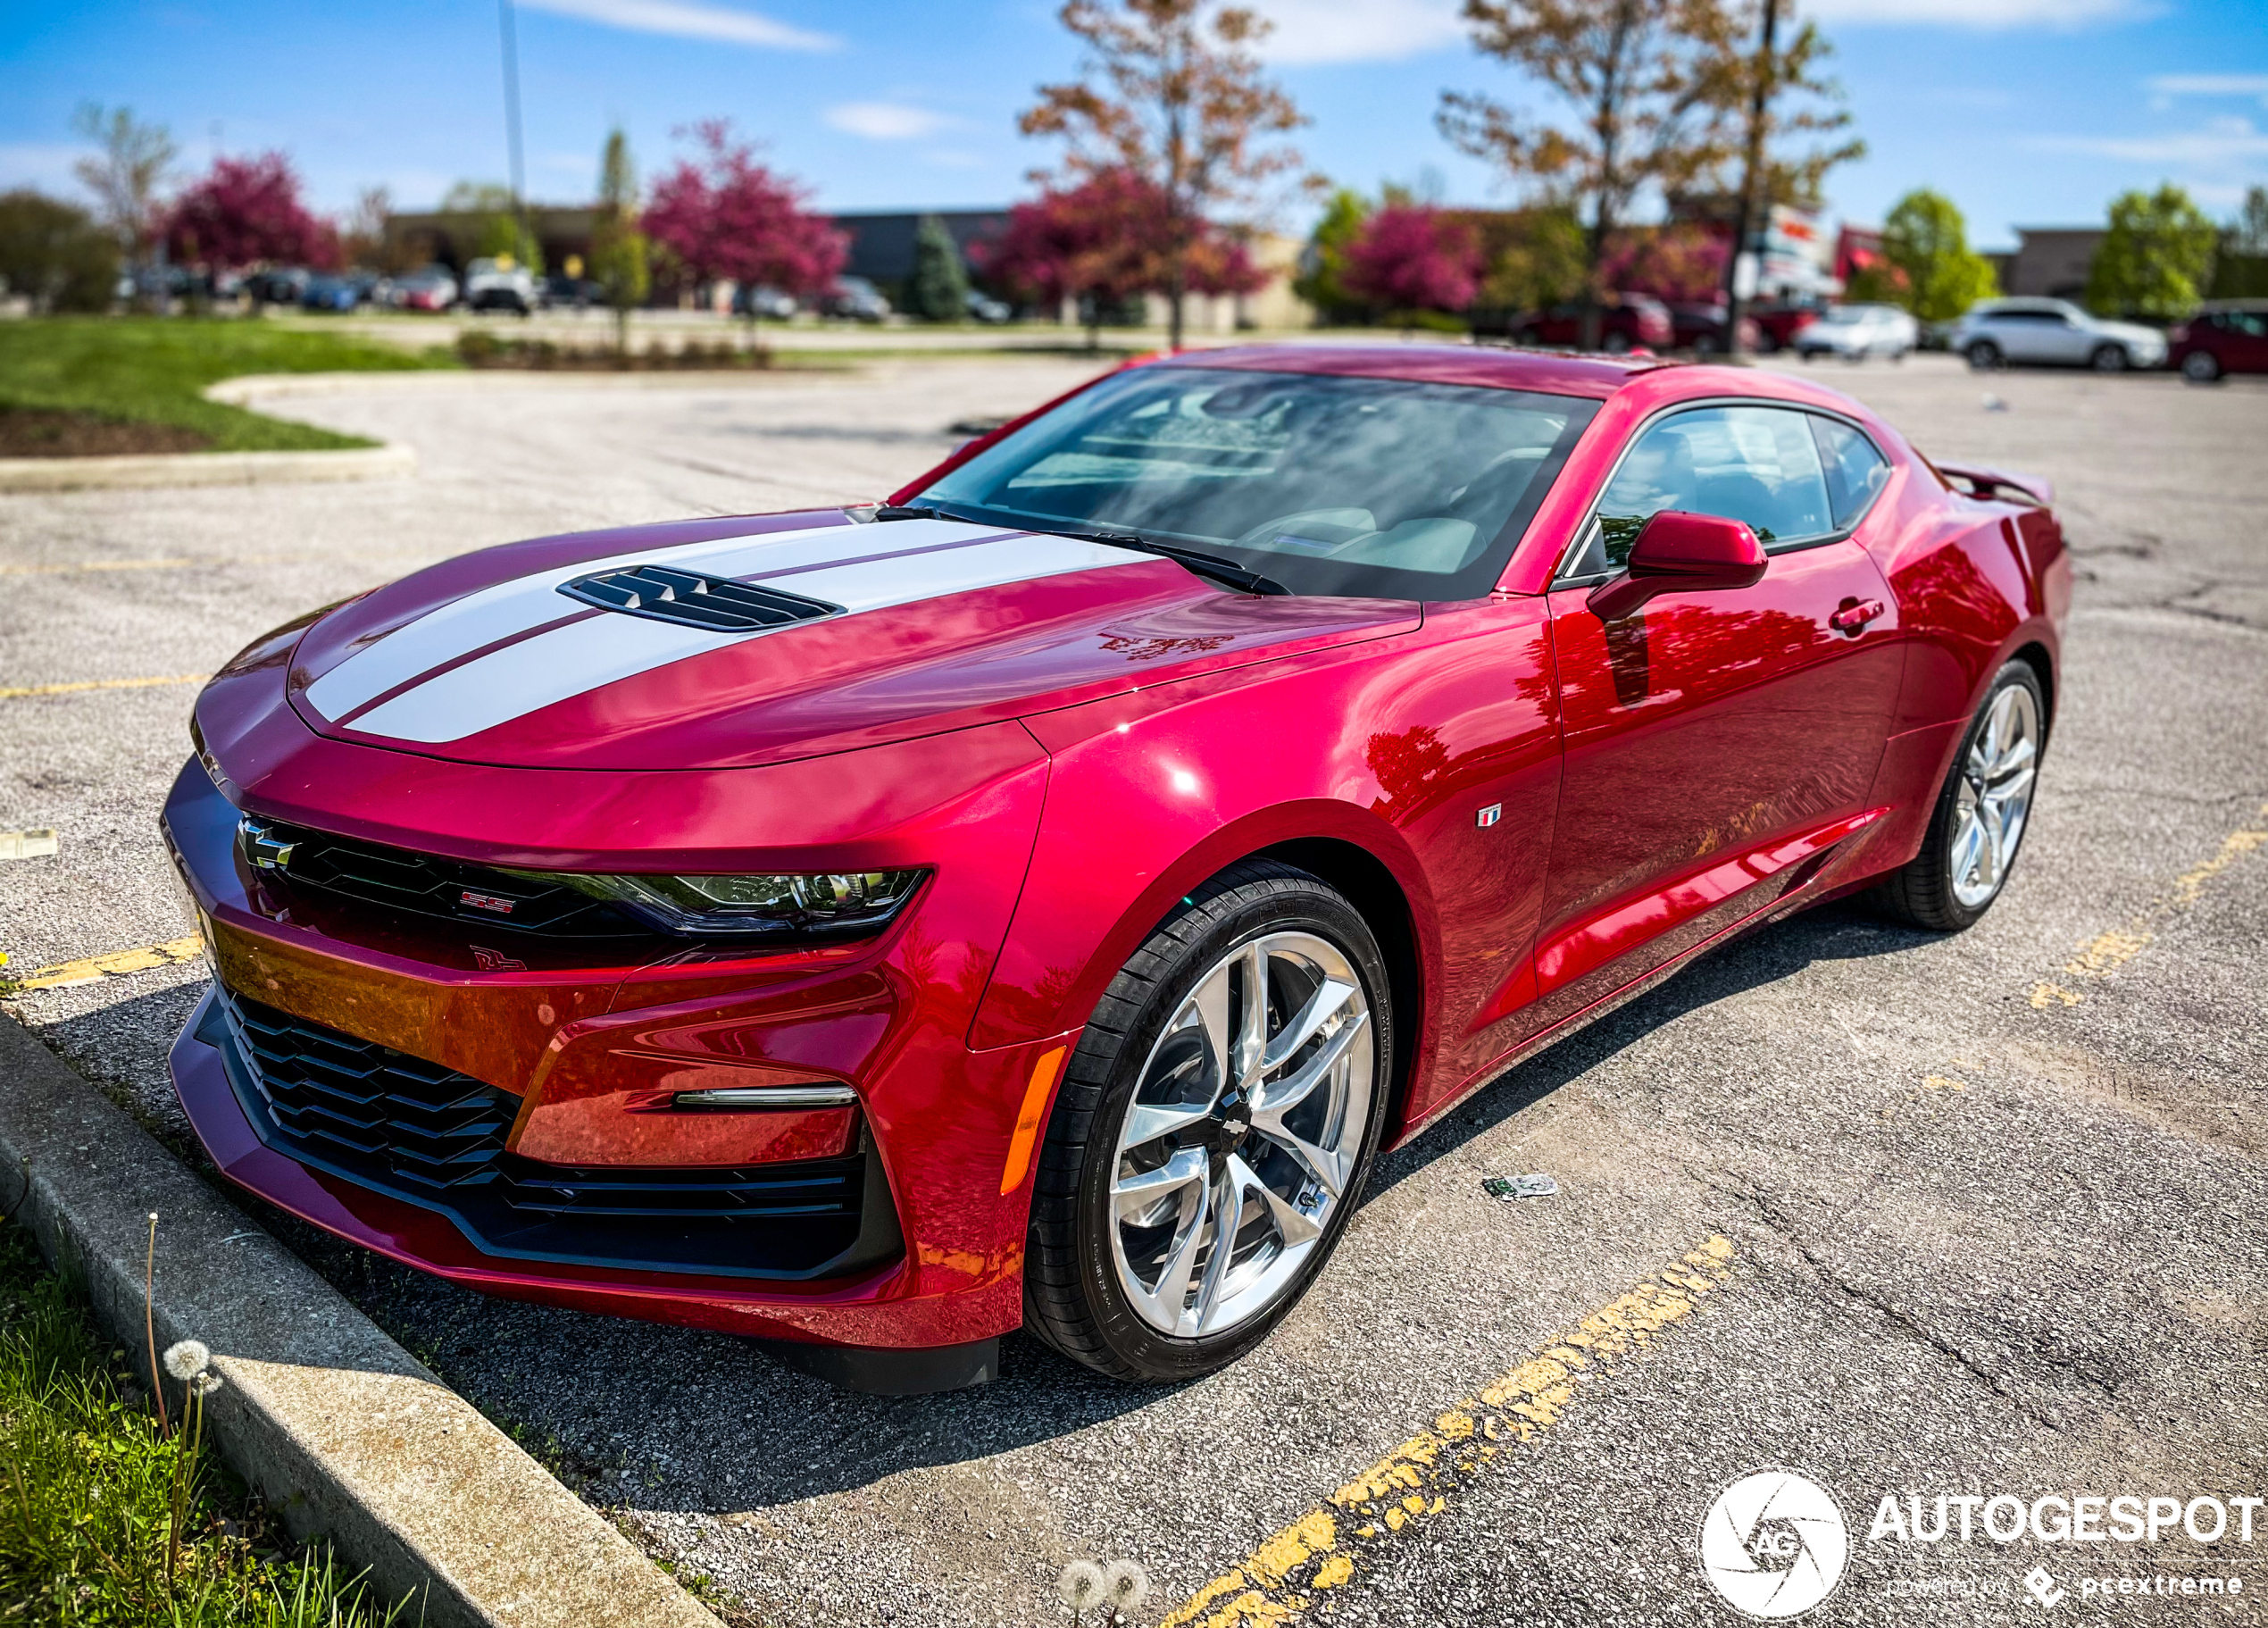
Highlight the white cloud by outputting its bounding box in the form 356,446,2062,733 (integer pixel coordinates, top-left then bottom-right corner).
2028,115,2268,168
1801,0,2144,28
517,0,837,52
1247,0,1466,64
823,103,955,140
2146,74,2268,109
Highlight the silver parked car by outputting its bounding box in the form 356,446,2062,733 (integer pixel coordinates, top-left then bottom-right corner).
1795,303,1919,362
1950,298,2167,372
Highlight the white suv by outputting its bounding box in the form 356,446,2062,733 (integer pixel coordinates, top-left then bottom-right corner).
1950,298,2166,372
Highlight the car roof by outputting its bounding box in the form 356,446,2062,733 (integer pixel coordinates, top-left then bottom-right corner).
1157,341,1671,401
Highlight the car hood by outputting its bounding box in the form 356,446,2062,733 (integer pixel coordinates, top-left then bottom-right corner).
2097,319,2165,346
278,513,1422,771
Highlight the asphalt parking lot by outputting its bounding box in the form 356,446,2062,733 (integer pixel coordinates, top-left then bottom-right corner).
4,351,2264,1627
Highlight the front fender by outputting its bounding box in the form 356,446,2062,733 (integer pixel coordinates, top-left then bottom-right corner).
971,657,1439,1058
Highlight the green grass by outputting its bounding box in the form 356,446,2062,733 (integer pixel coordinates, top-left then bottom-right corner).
0,318,455,453
0,1220,407,1625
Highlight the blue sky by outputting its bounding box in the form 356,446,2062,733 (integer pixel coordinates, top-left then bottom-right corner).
4,0,2264,249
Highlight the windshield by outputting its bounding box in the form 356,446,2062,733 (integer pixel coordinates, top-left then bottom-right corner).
913,365,1597,600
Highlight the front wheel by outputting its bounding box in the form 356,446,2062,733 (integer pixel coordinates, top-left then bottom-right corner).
2090,343,2130,373
2181,350,2222,383
1966,339,2003,371
1872,661,2045,931
1023,861,1393,1383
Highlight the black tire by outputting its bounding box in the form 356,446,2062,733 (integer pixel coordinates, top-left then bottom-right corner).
2090,343,2129,372
2180,350,2221,383
1966,339,2002,371
1022,860,1394,1383
1872,660,2046,932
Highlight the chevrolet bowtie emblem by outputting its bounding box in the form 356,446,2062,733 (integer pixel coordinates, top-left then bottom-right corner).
238,817,296,871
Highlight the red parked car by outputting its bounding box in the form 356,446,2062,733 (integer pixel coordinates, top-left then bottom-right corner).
2168,302,2268,381
1510,293,1675,353
1747,302,1822,353
167,345,2068,1393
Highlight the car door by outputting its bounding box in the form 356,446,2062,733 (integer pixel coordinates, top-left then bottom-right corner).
2045,307,2097,364
1992,310,2052,363
1517,404,1905,1039
2229,310,2268,372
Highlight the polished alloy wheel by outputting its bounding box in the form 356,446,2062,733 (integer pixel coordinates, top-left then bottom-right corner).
1109,931,1372,1339
1949,683,2039,908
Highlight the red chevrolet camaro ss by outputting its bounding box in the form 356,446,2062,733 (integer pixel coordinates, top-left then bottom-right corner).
164,345,2068,1392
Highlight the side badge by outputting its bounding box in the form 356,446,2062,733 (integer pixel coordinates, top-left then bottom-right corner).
1476,804,1503,829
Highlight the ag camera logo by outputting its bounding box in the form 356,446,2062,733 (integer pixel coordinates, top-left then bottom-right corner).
1700,1470,1852,1619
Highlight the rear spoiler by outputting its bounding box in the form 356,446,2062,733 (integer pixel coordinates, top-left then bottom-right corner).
1935,461,2055,507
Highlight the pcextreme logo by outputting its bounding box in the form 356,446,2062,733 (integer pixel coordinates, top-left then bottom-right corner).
1699,1470,1852,1620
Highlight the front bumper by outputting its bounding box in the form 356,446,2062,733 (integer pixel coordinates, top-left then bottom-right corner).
161,729,1068,1365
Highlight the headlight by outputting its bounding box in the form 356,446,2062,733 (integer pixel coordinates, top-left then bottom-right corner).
497,867,926,939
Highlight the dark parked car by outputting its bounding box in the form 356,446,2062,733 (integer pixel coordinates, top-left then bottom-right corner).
1667,302,1762,355
245,267,312,305
2168,302,2268,381
1509,293,1673,354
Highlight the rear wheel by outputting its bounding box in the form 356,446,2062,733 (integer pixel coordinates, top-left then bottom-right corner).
1873,661,2045,931
1966,339,2003,371
2181,350,2222,383
2090,343,2130,373
1023,861,1392,1383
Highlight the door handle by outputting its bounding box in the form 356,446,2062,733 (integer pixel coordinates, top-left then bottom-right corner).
1830,598,1885,633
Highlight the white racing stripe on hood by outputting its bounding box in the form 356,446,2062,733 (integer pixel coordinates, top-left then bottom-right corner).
304,518,1009,723
341,527,1148,745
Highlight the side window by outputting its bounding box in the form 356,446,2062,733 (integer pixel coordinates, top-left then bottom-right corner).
1577,405,1835,575
1810,416,1892,531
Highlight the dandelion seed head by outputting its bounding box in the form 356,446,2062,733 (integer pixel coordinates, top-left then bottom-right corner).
192,1372,224,1397
1104,1559,1149,1609
163,1339,211,1380
1057,1559,1105,1610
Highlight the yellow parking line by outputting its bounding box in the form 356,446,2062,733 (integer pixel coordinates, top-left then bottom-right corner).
1160,1236,1739,1627
0,673,209,701
7,935,204,993
2030,800,2268,1009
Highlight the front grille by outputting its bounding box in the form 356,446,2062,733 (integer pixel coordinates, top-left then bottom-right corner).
558,564,843,632
204,988,897,1280
256,821,644,939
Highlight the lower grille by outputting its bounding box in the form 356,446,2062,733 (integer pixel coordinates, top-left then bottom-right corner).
204,988,898,1280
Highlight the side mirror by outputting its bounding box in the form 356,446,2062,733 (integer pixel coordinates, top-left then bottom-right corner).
1587,510,1767,621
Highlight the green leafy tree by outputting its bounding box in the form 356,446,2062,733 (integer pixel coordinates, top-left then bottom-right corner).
1879,188,1997,322
590,129,650,357
1291,187,1369,319
2210,184,2268,299
1472,204,1588,314
0,189,119,312
909,213,971,321
444,181,545,276
2087,184,2218,320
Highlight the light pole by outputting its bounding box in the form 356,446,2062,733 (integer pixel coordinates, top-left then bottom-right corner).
1723,0,1780,361
498,0,529,263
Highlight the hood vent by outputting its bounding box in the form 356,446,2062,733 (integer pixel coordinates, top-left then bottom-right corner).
558,563,843,632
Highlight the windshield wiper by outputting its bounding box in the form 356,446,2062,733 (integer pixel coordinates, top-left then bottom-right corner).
871,505,1289,596
1063,528,1291,597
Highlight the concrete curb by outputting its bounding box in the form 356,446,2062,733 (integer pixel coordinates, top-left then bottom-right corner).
0,442,415,494
0,1014,721,1628
206,369,846,403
